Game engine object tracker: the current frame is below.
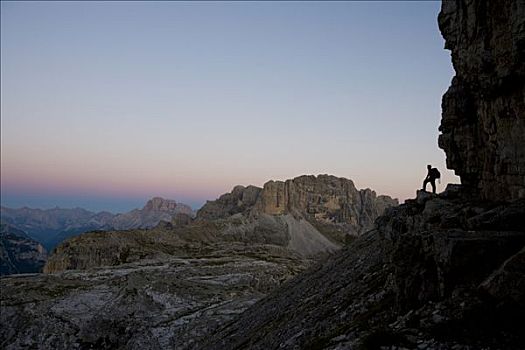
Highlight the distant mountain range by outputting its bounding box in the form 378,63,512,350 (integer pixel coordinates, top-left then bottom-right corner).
0,197,195,250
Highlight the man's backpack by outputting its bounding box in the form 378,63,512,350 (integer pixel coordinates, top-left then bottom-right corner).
431,168,441,179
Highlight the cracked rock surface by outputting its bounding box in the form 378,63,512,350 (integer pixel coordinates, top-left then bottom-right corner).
1,245,309,350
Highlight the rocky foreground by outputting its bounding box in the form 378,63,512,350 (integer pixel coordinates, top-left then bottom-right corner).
1,244,308,349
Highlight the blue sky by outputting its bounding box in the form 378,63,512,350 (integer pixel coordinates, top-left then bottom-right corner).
1,1,456,212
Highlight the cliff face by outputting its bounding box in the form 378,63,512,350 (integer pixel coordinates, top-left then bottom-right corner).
11,175,394,348
438,0,525,200
4,2,524,349
197,185,262,220
256,175,397,234
198,175,398,239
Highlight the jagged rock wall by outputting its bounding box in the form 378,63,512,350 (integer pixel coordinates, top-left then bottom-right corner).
195,3,525,348
256,175,398,233
438,0,525,201
198,175,398,237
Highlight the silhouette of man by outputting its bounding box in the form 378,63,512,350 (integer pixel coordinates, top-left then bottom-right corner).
422,164,439,194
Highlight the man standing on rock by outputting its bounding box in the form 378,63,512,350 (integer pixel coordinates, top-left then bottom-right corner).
422,164,440,194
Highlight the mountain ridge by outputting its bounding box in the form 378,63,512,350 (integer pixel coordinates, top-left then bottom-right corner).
198,174,398,241
0,197,195,250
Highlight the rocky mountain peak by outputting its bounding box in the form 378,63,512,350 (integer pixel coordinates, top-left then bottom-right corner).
196,185,262,220
198,174,398,238
256,175,397,227
143,197,178,211
109,197,194,230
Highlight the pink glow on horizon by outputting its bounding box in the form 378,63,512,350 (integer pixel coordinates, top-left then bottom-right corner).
1,169,221,200
2,160,459,206
1,134,460,205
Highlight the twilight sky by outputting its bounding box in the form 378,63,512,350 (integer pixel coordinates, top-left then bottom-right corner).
1,1,457,212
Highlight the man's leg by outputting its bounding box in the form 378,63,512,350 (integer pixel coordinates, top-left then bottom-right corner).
431,179,436,194
423,179,429,191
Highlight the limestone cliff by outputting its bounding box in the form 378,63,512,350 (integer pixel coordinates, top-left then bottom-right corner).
11,174,394,348
255,175,398,235
4,1,524,349
438,0,525,200
197,185,261,220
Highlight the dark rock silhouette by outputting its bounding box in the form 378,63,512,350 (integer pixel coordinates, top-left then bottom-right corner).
438,0,525,201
